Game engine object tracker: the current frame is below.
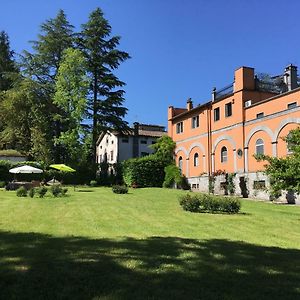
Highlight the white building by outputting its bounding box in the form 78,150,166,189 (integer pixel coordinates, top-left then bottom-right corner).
96,122,166,164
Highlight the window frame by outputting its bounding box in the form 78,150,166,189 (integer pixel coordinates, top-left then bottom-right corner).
191,115,199,129
214,107,220,122
255,138,264,155
287,102,297,109
256,112,264,119
221,146,228,163
225,102,232,117
193,153,199,167
176,122,183,134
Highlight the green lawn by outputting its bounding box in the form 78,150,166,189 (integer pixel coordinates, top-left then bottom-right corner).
0,187,300,299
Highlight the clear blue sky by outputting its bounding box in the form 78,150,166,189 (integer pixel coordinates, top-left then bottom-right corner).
1,0,300,128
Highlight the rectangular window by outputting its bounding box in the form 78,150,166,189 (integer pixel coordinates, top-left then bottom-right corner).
110,151,114,161
122,138,129,143
214,107,220,121
253,180,266,190
287,102,297,109
225,102,232,117
256,112,264,119
176,122,183,133
99,154,102,163
140,140,147,144
191,115,199,128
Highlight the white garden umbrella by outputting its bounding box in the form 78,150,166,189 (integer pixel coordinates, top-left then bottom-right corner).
9,165,43,174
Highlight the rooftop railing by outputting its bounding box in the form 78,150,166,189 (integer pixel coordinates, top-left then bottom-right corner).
215,83,234,100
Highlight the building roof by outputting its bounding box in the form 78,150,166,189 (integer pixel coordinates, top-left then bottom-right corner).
96,123,166,145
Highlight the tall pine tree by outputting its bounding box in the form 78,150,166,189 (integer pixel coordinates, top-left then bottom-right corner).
78,8,130,162
0,31,18,92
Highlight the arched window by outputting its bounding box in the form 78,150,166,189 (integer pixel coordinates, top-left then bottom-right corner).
256,139,264,155
178,156,183,173
194,153,199,167
221,146,227,163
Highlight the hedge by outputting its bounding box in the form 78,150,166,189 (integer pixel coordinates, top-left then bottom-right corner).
179,193,241,214
122,155,166,187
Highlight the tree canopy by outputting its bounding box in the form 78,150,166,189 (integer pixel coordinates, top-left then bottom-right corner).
256,127,300,195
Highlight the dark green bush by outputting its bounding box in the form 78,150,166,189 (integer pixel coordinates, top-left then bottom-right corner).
61,188,68,196
0,181,6,188
90,180,97,187
50,185,62,197
112,185,128,194
179,193,241,214
163,164,182,188
16,187,27,197
179,194,200,212
122,155,166,188
36,186,48,198
28,188,35,198
50,185,68,197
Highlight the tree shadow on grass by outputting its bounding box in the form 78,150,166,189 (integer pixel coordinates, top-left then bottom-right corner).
0,231,299,300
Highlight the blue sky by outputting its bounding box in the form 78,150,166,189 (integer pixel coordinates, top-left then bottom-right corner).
1,0,300,127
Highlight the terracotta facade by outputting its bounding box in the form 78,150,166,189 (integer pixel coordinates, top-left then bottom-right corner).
168,65,300,199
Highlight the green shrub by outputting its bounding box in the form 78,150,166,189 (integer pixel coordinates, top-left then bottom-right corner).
178,175,191,190
122,155,166,188
16,187,27,197
0,181,6,188
61,188,68,196
50,185,62,197
179,193,241,214
90,180,97,187
163,164,182,188
179,194,200,212
28,188,35,198
36,186,48,198
112,185,128,194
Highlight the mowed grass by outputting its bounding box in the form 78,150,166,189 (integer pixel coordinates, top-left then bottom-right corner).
0,187,300,299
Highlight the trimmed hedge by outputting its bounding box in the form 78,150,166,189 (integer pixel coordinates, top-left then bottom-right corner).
179,193,241,214
122,155,166,188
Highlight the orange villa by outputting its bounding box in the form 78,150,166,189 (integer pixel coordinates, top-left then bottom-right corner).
168,64,300,200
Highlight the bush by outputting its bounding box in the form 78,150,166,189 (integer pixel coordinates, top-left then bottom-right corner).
50,185,68,197
36,186,48,198
112,185,128,194
50,185,62,197
179,193,241,214
163,164,182,188
16,187,27,197
28,188,35,198
61,188,68,196
90,180,97,187
0,181,6,188
179,194,200,212
122,155,166,188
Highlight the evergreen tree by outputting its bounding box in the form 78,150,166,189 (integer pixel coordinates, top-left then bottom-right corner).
22,9,74,162
0,30,18,92
77,8,130,162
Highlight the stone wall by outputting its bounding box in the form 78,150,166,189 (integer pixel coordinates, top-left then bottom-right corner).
188,172,300,204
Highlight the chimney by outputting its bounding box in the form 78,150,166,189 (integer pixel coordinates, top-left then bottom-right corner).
212,87,216,102
284,64,298,91
186,98,193,110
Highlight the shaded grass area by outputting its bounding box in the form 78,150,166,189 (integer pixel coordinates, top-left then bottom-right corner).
0,231,300,300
